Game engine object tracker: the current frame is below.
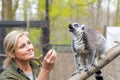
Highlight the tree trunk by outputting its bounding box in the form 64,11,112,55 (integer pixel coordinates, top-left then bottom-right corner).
95,0,101,27
0,0,19,73
116,0,120,26
106,0,110,26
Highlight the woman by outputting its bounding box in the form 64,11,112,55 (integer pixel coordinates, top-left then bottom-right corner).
0,30,57,80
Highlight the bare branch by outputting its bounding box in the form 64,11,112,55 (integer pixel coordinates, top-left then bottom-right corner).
69,45,120,80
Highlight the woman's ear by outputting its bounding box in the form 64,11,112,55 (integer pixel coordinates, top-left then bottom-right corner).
7,51,15,58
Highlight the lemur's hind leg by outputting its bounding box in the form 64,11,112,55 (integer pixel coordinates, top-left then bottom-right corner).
94,57,99,67
79,56,87,71
87,50,96,72
80,50,89,72
72,52,81,76
75,53,81,71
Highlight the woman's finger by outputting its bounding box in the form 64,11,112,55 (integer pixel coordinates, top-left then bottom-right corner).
44,49,53,59
48,49,57,63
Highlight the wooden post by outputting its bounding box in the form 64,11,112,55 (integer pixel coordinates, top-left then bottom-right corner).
69,45,120,80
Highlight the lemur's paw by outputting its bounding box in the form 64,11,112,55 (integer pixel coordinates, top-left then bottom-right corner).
79,68,83,71
83,66,89,72
71,70,81,76
86,71,90,75
92,64,100,70
83,67,91,75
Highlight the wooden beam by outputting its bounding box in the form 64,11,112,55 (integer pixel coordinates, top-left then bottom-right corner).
69,45,120,80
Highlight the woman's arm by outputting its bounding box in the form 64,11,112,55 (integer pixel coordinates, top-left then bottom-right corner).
37,49,57,80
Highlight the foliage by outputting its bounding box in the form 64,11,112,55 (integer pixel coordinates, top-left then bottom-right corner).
1,0,119,53
49,0,95,18
22,0,96,45
21,0,96,45
49,0,96,44
29,28,42,57
37,0,46,19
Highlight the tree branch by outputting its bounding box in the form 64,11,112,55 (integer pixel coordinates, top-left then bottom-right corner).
69,45,120,80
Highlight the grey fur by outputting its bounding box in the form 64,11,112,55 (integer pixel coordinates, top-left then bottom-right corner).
69,23,106,74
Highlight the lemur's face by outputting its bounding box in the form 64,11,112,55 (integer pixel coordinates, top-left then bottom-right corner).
69,23,85,36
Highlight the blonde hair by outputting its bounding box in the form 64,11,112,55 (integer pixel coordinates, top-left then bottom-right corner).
3,30,29,67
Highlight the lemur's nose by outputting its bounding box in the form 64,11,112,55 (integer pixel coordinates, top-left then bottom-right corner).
69,24,75,32
69,24,73,29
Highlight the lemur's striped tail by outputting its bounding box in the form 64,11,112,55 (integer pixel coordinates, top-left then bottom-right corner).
94,70,104,80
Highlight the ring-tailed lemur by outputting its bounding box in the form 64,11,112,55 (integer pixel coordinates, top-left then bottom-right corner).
69,23,106,76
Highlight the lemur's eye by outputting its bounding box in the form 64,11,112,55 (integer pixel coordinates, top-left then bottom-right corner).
74,24,79,27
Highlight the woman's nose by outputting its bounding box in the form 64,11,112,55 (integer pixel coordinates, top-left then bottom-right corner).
26,45,31,50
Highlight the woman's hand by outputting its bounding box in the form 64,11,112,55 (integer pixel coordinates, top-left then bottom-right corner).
42,49,57,71
38,49,57,80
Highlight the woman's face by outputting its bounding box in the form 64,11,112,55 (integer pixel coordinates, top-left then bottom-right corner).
13,35,34,61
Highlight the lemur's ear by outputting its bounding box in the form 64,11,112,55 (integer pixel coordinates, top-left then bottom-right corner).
81,24,86,30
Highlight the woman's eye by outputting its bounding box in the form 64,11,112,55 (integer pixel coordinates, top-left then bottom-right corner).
19,44,25,49
28,41,31,45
